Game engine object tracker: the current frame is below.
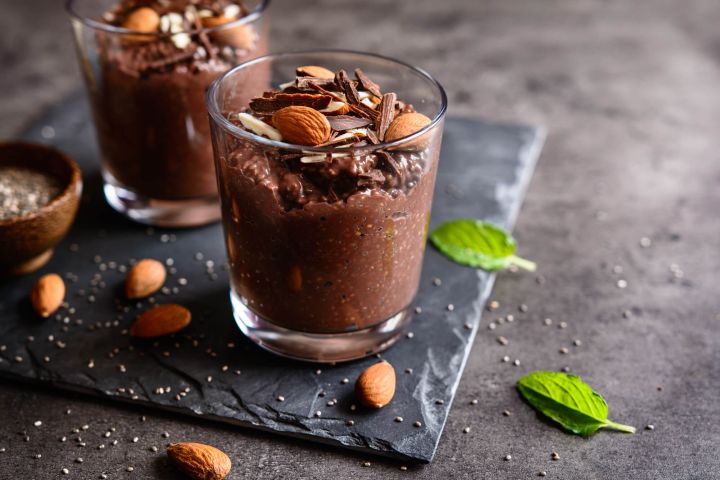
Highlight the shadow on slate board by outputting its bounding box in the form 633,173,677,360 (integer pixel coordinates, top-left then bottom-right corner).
0,91,544,463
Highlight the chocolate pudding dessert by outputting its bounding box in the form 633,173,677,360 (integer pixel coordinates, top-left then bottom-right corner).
214,66,443,334
85,0,266,201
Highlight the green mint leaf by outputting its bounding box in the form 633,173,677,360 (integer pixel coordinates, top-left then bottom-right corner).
517,371,635,436
429,219,536,271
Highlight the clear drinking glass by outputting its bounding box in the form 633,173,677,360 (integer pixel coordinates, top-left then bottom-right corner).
207,51,447,362
66,0,270,227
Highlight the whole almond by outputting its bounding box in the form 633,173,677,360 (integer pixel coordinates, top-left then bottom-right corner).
126,259,166,299
121,7,160,33
355,361,396,408
130,304,191,338
201,16,255,50
273,106,331,146
31,273,65,318
167,442,231,480
296,65,335,79
384,112,432,147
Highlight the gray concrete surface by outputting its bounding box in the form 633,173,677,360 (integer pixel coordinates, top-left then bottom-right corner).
1,0,719,478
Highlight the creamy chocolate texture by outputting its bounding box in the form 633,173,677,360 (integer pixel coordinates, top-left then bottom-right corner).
88,0,264,200
216,68,442,333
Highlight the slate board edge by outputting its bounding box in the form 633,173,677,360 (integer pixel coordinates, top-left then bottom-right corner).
3,95,545,464
421,125,545,462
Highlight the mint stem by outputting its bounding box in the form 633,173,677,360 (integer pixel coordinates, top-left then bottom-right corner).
508,255,537,272
603,420,636,434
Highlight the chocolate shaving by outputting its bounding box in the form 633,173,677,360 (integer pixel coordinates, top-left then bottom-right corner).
327,115,372,131
349,103,379,123
354,68,382,98
307,83,347,103
250,93,332,113
377,150,402,178
319,134,364,148
335,70,360,105
357,169,386,187
296,77,338,91
191,12,216,60
376,93,397,141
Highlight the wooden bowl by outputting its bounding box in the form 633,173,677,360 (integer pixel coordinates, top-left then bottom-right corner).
0,142,82,277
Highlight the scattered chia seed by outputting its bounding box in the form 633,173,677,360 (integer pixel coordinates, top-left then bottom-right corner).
34,453,41,459
315,369,322,375
551,451,560,460
161,432,169,439
488,322,496,330
538,471,547,477
0,166,63,219
502,410,511,417
558,322,567,329
132,437,139,443
561,366,570,373
362,461,371,467
126,466,134,472
559,347,569,354
497,336,508,346
502,356,510,363
406,331,414,339
150,446,158,452
504,454,512,461
414,306,422,314
341,378,349,384
573,339,582,346
623,310,633,319
75,457,83,463
506,314,514,322
413,421,422,427
639,237,652,248
543,318,552,326
447,304,455,311
513,359,521,366
394,416,403,423
277,395,285,402
470,399,478,405
519,304,528,312
33,420,42,427
61,468,69,475
464,322,472,329
435,399,444,405
617,279,628,289
432,277,442,286
400,466,408,471
463,427,470,434
488,300,500,311
315,411,322,417
646,424,655,430
404,368,413,374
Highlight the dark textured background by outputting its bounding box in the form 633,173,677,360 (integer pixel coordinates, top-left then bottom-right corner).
1,0,719,478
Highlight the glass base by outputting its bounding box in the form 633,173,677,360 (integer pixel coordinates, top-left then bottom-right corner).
102,171,221,228
230,291,411,363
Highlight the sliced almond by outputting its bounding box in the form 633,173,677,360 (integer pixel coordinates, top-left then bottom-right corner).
31,273,65,318
355,361,396,408
130,304,191,338
320,101,351,116
300,152,349,163
272,106,331,146
236,113,282,141
126,259,166,299
296,65,335,79
167,442,231,480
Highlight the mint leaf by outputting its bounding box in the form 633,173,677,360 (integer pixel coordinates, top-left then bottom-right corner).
429,219,536,271
517,372,635,436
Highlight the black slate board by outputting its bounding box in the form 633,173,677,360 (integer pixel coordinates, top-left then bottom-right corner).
0,92,543,463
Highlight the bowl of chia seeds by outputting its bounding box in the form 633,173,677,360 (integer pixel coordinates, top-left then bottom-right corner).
0,142,82,276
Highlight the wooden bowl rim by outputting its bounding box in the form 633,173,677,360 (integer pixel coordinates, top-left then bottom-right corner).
0,141,82,227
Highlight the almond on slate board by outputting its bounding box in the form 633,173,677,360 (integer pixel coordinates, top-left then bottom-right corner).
355,361,396,408
130,304,191,338
167,442,231,480
272,106,331,146
31,273,65,318
125,258,166,299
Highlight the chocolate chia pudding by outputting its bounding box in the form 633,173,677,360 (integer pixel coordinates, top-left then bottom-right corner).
82,0,267,201
212,65,444,334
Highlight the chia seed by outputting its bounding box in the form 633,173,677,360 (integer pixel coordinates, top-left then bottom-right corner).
0,167,62,219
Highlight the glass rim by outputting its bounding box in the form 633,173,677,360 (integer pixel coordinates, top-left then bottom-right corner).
206,49,448,153
65,0,270,37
